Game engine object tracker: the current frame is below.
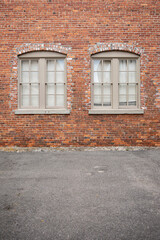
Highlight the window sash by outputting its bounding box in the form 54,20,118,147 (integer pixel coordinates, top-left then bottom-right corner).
45,59,66,109
118,58,139,109
92,59,112,109
20,59,40,109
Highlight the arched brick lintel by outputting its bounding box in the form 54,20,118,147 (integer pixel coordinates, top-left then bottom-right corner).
16,43,71,55
89,43,144,56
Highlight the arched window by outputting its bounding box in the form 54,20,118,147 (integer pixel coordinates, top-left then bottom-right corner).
90,51,143,114
17,51,69,114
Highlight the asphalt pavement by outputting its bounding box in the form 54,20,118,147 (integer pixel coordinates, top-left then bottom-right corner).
0,149,160,240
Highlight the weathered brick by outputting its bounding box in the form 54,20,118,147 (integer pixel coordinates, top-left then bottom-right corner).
0,0,160,147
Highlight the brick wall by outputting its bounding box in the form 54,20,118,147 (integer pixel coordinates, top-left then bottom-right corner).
0,0,160,147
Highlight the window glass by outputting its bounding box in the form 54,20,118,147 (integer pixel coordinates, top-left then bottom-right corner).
128,60,136,71
47,72,55,83
119,60,127,71
56,95,64,107
31,95,39,107
103,95,111,106
31,84,39,94
22,72,29,83
94,60,102,71
56,84,64,94
119,72,127,83
30,72,38,83
56,59,64,71
22,60,29,71
47,60,55,71
46,95,55,107
103,61,110,71
94,84,101,95
94,95,102,106
56,72,64,83
129,72,136,83
31,60,38,71
22,95,29,107
103,72,111,83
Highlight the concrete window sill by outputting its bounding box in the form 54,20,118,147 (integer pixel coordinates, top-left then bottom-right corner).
89,109,144,114
15,109,71,115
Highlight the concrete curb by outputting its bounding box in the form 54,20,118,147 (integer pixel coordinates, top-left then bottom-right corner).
0,146,160,153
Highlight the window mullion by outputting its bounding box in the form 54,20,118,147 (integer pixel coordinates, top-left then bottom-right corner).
91,59,94,109
127,60,129,106
29,60,31,107
64,58,67,108
112,58,118,109
39,58,45,109
55,60,56,107
19,60,21,109
102,60,103,106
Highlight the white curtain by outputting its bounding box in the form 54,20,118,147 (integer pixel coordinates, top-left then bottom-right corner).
119,60,136,106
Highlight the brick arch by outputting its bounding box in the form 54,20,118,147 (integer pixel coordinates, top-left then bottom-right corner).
16,43,71,55
89,43,144,56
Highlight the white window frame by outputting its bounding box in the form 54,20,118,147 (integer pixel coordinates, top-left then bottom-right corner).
89,51,144,114
15,51,70,114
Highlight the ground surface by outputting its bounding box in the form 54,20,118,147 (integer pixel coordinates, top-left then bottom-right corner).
0,149,160,240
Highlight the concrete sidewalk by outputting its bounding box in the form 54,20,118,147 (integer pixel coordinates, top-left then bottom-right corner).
0,149,160,240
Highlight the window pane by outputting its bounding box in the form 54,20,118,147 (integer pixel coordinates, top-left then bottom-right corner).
22,84,29,95
119,95,127,106
47,72,55,83
56,59,64,71
56,72,64,83
94,96,102,106
94,72,102,83
47,84,55,94
129,72,136,83
119,84,127,95
94,60,102,71
47,60,55,71
103,61,110,71
103,84,111,95
119,72,127,83
103,72,111,83
119,60,127,71
31,60,38,71
103,96,111,106
30,72,38,83
22,60,29,71
31,95,39,107
31,84,39,94
56,95,64,107
46,95,55,107
56,84,64,94
128,95,136,106
22,95,29,107
94,84,101,95
128,84,136,95
21,72,29,83
128,60,136,71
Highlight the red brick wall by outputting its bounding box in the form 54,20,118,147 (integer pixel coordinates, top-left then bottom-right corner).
0,0,160,147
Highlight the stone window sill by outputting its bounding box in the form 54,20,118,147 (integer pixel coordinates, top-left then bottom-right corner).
15,109,71,115
89,109,144,114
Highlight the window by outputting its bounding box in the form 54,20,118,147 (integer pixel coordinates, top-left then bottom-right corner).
90,51,144,114
16,51,70,114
